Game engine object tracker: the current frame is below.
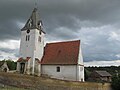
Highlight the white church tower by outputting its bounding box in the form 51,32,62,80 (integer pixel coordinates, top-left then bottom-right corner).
17,8,45,75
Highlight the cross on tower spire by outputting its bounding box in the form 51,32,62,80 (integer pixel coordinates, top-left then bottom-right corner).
35,0,38,9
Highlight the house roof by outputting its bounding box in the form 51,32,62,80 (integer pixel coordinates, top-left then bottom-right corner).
0,61,4,67
41,40,80,65
95,71,112,77
17,57,31,62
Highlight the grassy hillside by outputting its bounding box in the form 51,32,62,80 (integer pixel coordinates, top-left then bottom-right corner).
0,84,28,90
0,72,111,90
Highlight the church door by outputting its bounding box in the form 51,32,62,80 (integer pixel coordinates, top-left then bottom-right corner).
20,63,25,74
4,68,7,72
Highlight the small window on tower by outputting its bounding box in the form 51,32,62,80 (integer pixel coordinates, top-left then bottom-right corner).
38,36,41,42
26,35,30,41
26,35,27,41
28,35,30,41
39,30,41,35
56,67,60,72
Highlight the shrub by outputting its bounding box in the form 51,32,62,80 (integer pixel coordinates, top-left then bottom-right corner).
111,74,120,90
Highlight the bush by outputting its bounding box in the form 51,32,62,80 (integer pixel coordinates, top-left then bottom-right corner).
6,60,17,70
111,74,120,90
0,59,17,70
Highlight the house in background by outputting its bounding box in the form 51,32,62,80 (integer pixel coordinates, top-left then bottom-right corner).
0,61,9,72
89,70,112,82
17,7,84,82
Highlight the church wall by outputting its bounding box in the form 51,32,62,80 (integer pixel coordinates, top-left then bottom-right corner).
25,61,29,74
34,30,44,60
19,29,36,74
78,43,84,65
20,29,44,59
77,43,84,81
77,65,84,82
41,65,78,81
34,60,41,76
20,30,35,59
16,62,20,72
19,29,44,74
18,8,45,75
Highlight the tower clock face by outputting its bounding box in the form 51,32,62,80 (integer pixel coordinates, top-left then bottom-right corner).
27,29,30,33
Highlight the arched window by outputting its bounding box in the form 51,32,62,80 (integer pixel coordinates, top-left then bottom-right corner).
26,35,30,41
56,66,60,72
38,36,41,42
26,35,27,41
28,35,30,41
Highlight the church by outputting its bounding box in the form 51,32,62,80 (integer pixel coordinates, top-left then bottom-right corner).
17,8,84,82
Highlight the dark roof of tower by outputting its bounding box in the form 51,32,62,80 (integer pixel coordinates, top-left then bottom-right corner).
21,8,45,33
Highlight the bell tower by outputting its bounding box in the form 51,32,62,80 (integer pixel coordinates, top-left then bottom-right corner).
17,8,45,75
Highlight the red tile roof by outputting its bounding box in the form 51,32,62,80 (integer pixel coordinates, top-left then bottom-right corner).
41,40,80,65
17,57,23,62
17,57,31,62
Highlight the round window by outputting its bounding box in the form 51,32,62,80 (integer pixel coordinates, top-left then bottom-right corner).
27,29,30,33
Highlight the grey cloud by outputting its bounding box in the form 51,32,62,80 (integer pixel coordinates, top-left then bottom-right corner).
0,48,17,54
1,0,120,40
0,0,120,62
0,21,20,40
80,25,120,61
0,47,19,60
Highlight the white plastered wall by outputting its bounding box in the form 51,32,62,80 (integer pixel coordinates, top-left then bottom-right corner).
41,65,78,81
77,43,84,82
19,29,44,75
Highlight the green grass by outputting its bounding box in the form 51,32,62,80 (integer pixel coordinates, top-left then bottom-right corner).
0,85,28,90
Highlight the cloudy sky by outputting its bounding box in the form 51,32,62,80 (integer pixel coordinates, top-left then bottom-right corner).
0,0,120,66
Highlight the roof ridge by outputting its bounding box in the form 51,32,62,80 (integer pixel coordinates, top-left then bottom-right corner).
46,40,80,45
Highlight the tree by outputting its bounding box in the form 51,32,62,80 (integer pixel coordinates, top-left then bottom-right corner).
84,69,91,81
0,59,17,70
111,74,120,90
